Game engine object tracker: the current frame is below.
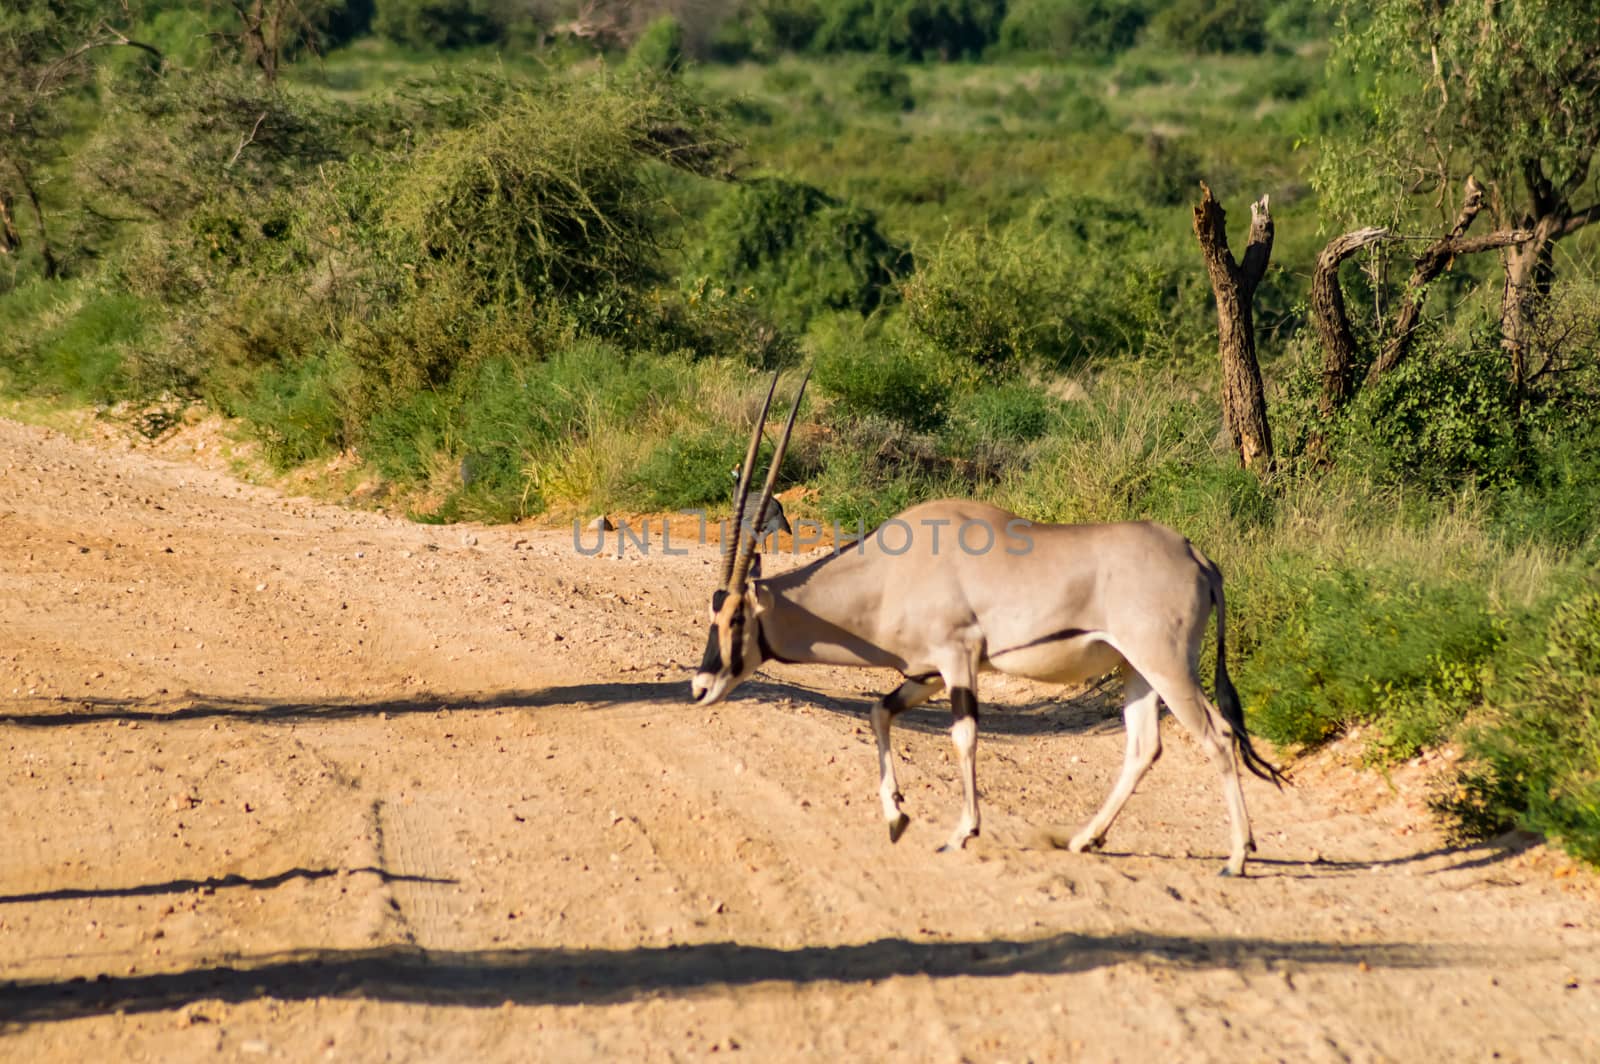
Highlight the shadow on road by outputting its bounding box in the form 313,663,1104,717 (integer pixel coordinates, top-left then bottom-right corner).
0,930,1488,1027
0,866,455,907
4,674,1124,738
1069,829,1544,879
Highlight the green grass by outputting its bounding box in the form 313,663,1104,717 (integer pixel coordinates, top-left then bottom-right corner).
0,280,148,402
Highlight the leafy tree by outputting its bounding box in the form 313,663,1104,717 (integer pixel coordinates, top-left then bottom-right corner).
372,0,504,49
812,0,1006,60
1320,0,1600,393
0,2,163,279
1146,0,1267,54
997,0,1153,60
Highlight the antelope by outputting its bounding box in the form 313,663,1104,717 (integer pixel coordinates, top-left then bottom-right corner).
691,372,1285,876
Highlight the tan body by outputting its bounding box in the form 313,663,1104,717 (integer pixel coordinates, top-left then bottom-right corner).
696,499,1283,876
694,373,1280,876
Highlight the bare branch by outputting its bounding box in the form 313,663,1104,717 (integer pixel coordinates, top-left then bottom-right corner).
1369,175,1531,384
1312,226,1393,416
227,111,270,168
1559,202,1600,237
1240,194,1273,296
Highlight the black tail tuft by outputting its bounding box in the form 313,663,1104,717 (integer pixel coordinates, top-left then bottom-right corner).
1214,658,1288,788
1203,553,1288,789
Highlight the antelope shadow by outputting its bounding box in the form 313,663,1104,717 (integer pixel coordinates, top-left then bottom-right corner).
0,866,455,907
0,929,1484,1027
5,674,1125,738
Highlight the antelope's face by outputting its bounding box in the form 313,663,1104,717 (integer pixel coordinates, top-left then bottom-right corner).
691,586,764,704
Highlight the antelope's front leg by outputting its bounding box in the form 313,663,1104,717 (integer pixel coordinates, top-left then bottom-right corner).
939,685,981,852
873,677,942,843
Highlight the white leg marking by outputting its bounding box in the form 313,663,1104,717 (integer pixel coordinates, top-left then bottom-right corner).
940,690,981,852
873,678,941,843
1069,671,1161,854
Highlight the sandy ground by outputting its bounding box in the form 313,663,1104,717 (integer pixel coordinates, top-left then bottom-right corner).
1,412,1597,1063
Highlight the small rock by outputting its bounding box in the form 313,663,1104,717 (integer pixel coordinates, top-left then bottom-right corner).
587,515,615,532
551,632,564,642
462,533,478,547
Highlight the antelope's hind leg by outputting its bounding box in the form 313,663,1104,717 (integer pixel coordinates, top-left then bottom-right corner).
873,676,943,843
1069,670,1162,855
1144,672,1256,877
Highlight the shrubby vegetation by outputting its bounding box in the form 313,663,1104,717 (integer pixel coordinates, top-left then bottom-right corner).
3,0,1598,863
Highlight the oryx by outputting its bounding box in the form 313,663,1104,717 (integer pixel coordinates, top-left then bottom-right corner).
691,372,1284,876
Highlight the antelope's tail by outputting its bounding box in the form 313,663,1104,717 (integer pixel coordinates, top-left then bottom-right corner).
1198,549,1286,788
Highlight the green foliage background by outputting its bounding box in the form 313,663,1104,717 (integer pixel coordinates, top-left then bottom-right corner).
3,0,1599,863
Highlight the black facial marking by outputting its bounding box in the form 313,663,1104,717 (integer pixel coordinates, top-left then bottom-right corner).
951,686,979,724
697,623,722,675
725,604,745,680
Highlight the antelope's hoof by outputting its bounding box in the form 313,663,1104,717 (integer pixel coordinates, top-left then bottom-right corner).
1219,863,1247,878
1067,834,1104,854
936,829,977,854
888,813,910,844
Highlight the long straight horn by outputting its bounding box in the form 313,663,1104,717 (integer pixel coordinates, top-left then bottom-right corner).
721,372,780,588
732,368,810,591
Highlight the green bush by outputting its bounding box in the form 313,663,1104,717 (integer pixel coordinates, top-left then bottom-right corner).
852,58,915,111
900,204,1201,375
696,176,911,332
997,0,1152,59
811,0,1006,59
0,280,146,402
629,427,749,510
1348,333,1524,491
628,15,687,74
1490,424,1600,550
385,84,683,305
751,0,827,54
953,381,1062,442
1116,134,1205,207
235,354,350,469
814,335,949,431
1443,589,1600,863
1147,0,1269,54
1234,559,1504,749
373,0,503,49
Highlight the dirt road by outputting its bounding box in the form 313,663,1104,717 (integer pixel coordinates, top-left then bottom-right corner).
1,413,1597,1062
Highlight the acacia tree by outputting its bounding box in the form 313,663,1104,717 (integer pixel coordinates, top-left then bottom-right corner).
0,3,161,278
1318,0,1600,394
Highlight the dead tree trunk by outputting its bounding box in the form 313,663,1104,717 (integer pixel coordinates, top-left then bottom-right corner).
1311,226,1390,416
1193,182,1274,473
